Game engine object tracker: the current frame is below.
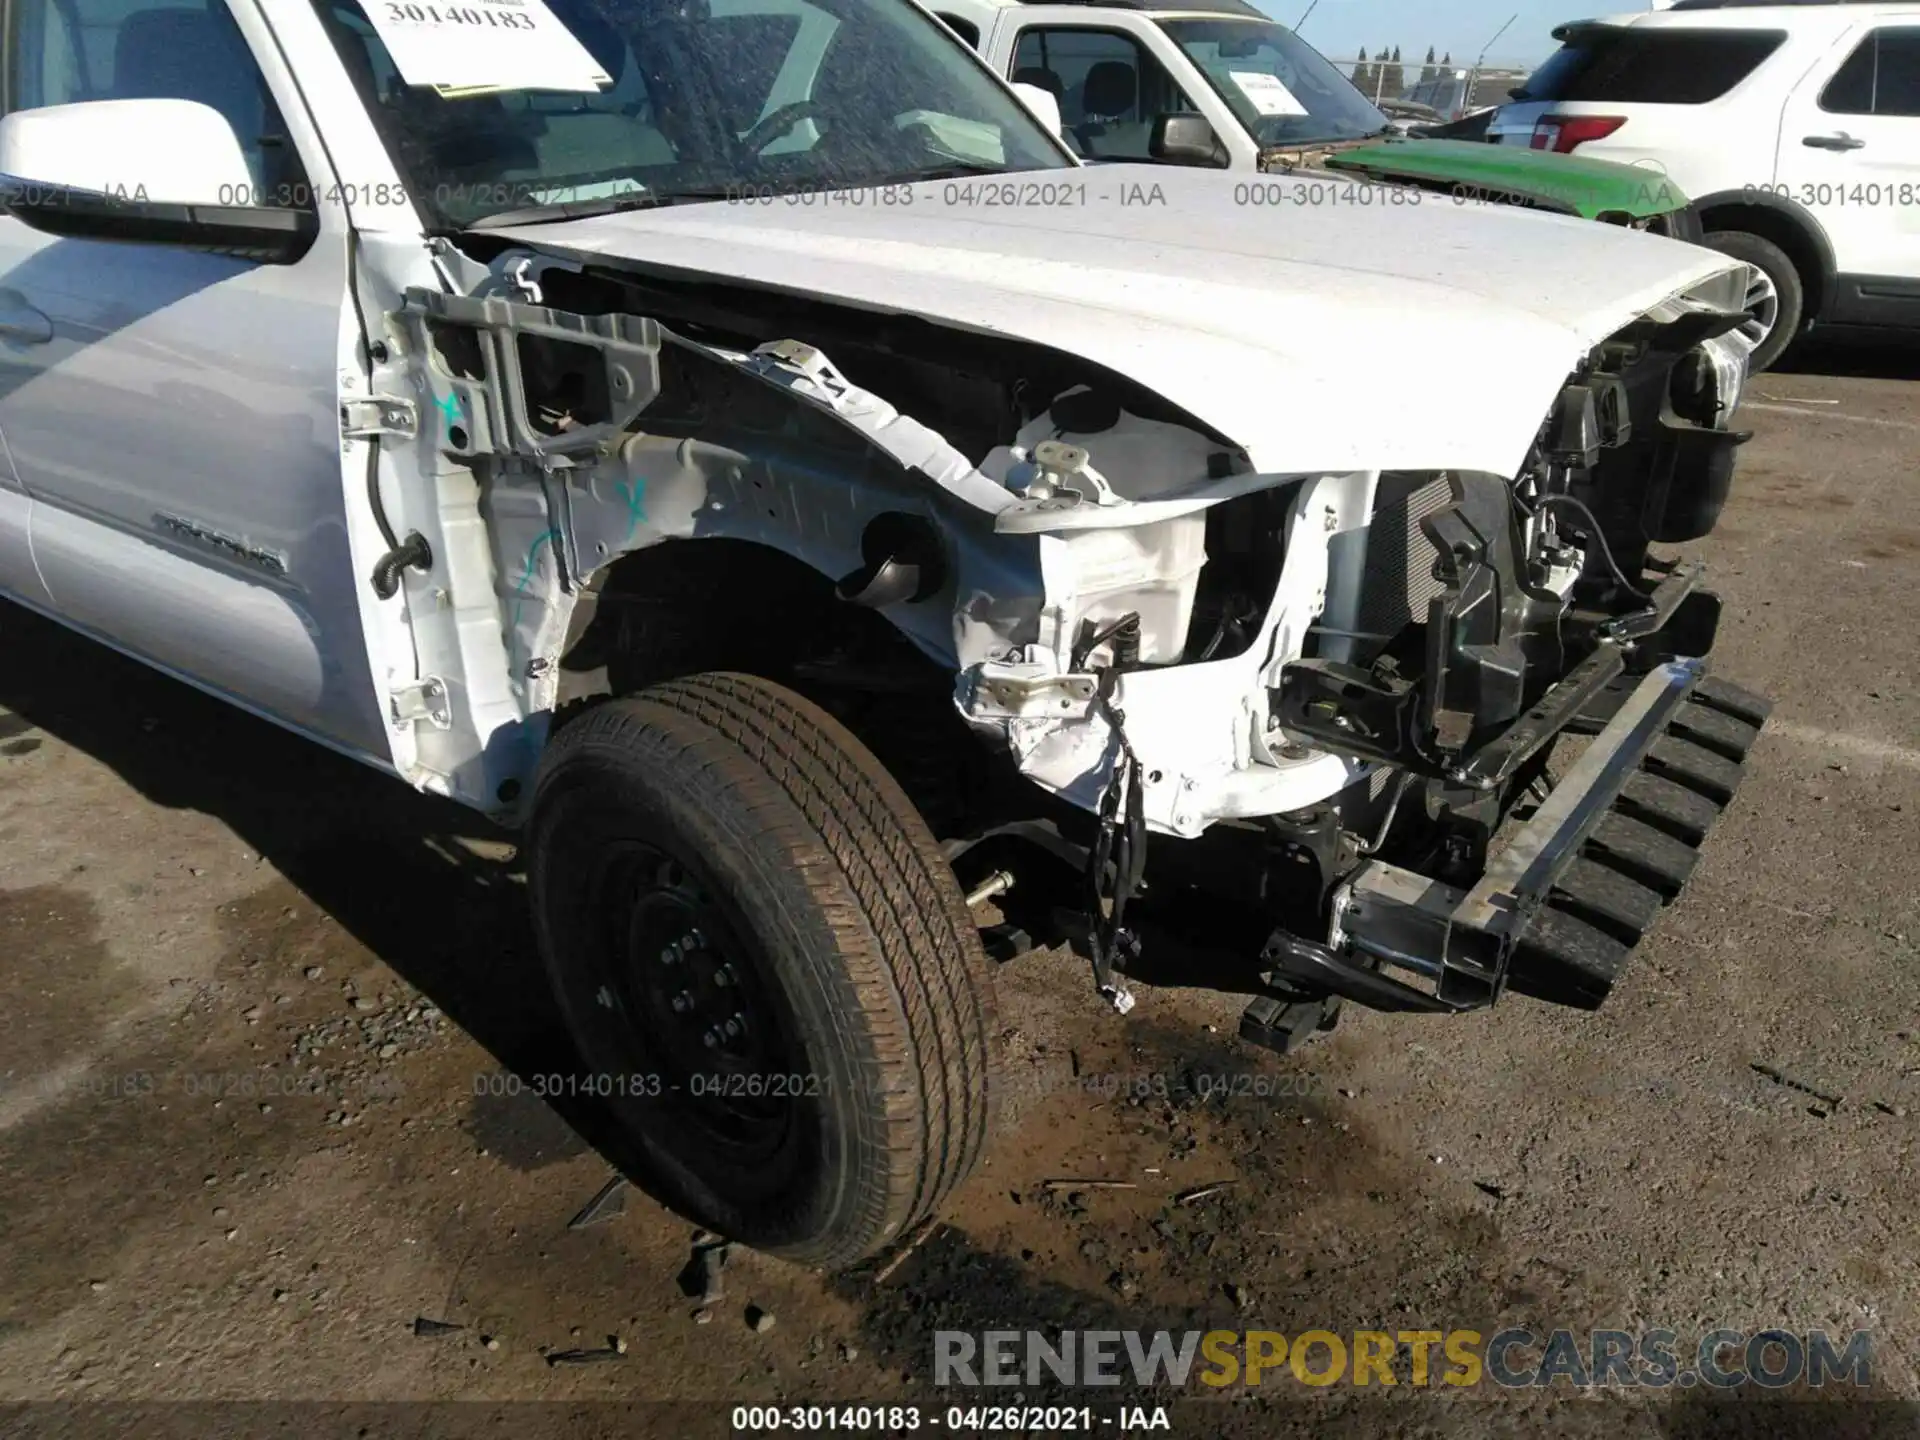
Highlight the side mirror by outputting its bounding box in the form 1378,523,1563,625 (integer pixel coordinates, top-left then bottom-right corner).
1149,112,1223,167
1011,82,1064,140
0,100,315,263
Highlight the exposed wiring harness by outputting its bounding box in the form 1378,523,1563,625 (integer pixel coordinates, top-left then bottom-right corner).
1080,614,1145,1014
1526,493,1651,603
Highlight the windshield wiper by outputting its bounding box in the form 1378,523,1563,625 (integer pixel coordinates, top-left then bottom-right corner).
465,189,720,231
462,165,1020,231
874,161,1017,184
1264,133,1359,150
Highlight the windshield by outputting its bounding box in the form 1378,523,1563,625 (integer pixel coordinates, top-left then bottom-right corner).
1158,18,1386,147
313,0,1070,228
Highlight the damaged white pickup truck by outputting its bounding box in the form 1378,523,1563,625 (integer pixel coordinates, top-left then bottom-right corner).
0,0,1769,1267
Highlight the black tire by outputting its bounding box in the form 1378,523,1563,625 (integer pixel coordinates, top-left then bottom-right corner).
1703,229,1804,374
527,672,997,1269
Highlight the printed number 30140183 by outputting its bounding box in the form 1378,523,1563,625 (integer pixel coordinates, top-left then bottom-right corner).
383,3,536,29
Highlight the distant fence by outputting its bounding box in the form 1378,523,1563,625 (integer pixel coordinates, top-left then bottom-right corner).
1322,57,1532,118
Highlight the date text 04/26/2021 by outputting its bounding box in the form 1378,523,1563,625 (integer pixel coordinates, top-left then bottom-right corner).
730,1405,1171,1432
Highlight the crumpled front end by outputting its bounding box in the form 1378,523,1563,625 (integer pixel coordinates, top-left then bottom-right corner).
949,267,1767,1028
372,237,1766,1045
959,274,1756,827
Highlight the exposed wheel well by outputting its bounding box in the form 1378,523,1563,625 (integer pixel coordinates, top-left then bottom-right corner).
558,538,876,696
553,537,995,837
1694,200,1832,323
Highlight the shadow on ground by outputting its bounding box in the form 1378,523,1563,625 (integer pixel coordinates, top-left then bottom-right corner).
1776,333,1919,382
0,599,643,1172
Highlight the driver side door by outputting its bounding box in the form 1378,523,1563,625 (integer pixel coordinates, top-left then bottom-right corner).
0,0,391,758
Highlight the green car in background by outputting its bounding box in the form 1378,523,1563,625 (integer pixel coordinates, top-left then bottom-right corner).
952,0,1700,237
1314,136,1697,238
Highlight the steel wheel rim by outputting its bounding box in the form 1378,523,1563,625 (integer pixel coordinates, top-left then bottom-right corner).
588,841,799,1155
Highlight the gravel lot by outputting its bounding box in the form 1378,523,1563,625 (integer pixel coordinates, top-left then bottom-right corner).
1,340,1916,1438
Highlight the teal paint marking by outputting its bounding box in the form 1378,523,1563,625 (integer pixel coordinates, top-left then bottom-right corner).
435,390,465,439
509,527,561,637
513,529,559,594
614,477,648,539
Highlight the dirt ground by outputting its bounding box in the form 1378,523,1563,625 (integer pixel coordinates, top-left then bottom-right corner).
2,339,1917,1440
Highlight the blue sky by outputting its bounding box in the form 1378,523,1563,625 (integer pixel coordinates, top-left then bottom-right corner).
1271,0,1602,68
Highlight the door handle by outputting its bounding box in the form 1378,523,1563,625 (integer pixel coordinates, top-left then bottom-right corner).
0,290,51,344
1803,133,1866,152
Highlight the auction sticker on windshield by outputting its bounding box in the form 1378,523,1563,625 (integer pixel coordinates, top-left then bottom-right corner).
1229,71,1307,117
363,0,612,93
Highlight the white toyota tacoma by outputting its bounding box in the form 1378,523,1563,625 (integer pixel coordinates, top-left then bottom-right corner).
0,0,1769,1267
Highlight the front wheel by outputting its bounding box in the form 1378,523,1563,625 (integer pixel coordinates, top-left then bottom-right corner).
1703,229,1804,374
527,672,997,1269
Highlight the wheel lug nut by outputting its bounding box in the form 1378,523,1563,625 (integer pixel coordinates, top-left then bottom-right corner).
714,964,734,987
659,947,677,965
671,991,693,1014
702,1028,720,1048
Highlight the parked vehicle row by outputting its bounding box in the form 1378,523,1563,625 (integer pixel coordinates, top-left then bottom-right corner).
1490,1,1920,369
0,0,1768,1268
935,0,1707,230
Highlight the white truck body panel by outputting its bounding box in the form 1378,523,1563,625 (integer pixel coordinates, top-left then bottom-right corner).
501,168,1739,480
0,0,1751,838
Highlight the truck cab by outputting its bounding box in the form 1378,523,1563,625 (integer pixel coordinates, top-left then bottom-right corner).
934,0,1381,167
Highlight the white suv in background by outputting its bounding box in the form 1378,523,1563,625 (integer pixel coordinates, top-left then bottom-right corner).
1490,1,1920,369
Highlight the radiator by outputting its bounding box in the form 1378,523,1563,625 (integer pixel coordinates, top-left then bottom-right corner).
1354,472,1456,649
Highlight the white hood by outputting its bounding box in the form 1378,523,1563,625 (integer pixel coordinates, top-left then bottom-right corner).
499,164,1742,479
